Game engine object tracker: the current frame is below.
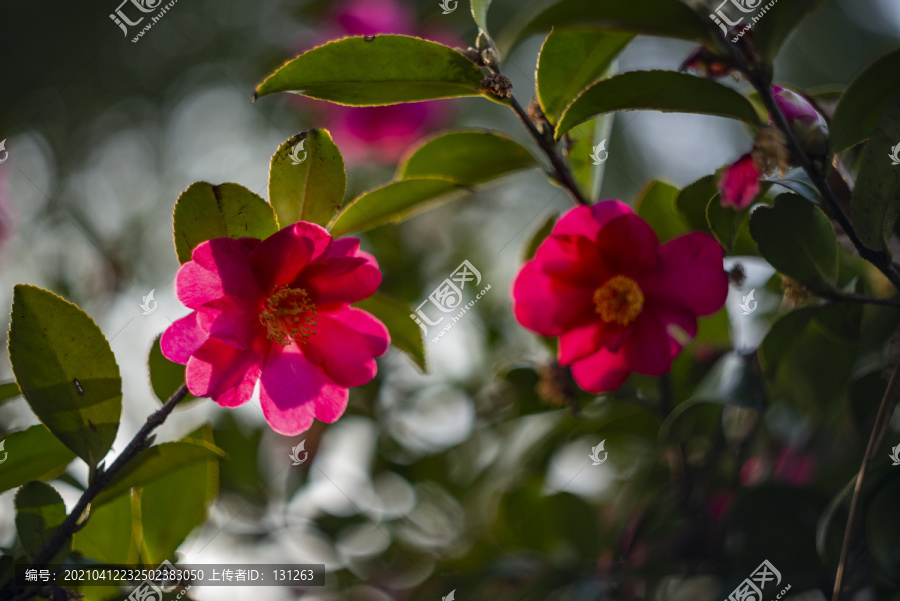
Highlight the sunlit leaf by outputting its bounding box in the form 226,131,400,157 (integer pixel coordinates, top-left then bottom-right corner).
0,381,20,407
15,481,70,562
0,426,77,494
148,335,196,406
523,213,558,260
73,491,140,564
634,179,688,244
354,293,426,371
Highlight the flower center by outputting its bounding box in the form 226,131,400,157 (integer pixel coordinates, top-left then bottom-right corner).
593,275,644,326
259,286,317,346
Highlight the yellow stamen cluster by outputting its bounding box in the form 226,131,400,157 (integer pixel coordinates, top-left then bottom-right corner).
593,275,645,327
259,286,317,346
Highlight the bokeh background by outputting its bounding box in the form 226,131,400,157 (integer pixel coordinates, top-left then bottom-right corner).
2,0,900,599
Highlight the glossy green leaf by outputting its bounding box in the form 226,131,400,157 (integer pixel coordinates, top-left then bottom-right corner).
398,130,538,185
564,116,612,200
634,179,688,244
830,50,900,153
0,426,77,494
748,194,837,290
471,0,493,40
148,335,196,406
690,352,765,410
753,0,828,62
758,306,820,373
767,167,821,205
675,174,717,235
523,213,557,260
354,293,426,371
555,70,761,139
255,36,488,105
173,182,279,264
93,440,227,507
269,130,346,229
141,426,219,565
8,285,122,467
15,481,70,562
849,91,900,256
536,29,632,123
329,178,469,237
73,491,140,564
497,0,712,58
706,196,748,251
0,381,20,407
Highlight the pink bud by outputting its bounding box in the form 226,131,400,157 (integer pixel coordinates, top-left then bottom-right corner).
718,153,761,210
771,85,829,158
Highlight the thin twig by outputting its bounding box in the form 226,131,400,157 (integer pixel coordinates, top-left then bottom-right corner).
0,384,191,601
832,357,900,601
818,289,900,308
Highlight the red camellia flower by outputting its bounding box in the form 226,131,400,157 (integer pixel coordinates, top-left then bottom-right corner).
161,222,390,435
512,202,728,393
718,152,761,210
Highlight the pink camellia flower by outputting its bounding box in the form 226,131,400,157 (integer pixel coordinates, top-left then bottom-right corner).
295,0,457,164
512,202,728,393
161,222,390,435
771,85,829,158
718,152,761,210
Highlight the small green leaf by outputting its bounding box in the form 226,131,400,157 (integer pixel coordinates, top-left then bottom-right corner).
141,426,219,565
564,115,612,200
497,0,712,58
536,29,632,123
831,48,900,153
0,426,77,494
706,196,749,251
353,293,426,371
93,440,227,508
748,194,837,291
398,130,538,185
15,481,71,562
0,381,20,407
329,178,469,237
269,130,346,229
675,174,717,235
8,285,122,467
73,491,140,564
148,335,196,406
523,213,558,260
753,0,828,62
555,70,761,139
471,0,493,40
173,182,278,264
849,91,900,256
767,167,821,205
690,352,766,410
758,306,820,373
255,36,489,105
633,179,688,244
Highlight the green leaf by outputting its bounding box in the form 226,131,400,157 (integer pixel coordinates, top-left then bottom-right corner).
329,178,469,237
73,491,140,564
555,70,761,139
675,174,717,235
497,0,712,58
471,0,493,40
748,194,837,290
633,179,688,244
398,130,538,185
255,36,489,105
831,49,900,153
141,426,219,565
148,335,196,406
214,413,267,502
757,306,820,373
15,481,71,562
172,182,279,264
706,195,749,251
690,352,765,410
93,440,227,508
564,115,612,200
8,285,122,467
536,29,632,123
353,293,426,371
523,213,558,260
0,381,21,407
849,91,900,256
767,167,821,205
865,477,900,575
753,0,828,62
0,426,77,494
268,130,346,229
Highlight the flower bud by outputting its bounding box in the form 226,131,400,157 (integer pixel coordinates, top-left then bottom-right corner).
771,85,829,158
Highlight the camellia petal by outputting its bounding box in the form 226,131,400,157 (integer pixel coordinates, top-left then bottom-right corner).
570,347,632,394
176,238,260,308
640,233,728,317
160,311,209,365
304,307,390,387
250,222,332,291
512,261,594,336
552,201,632,240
